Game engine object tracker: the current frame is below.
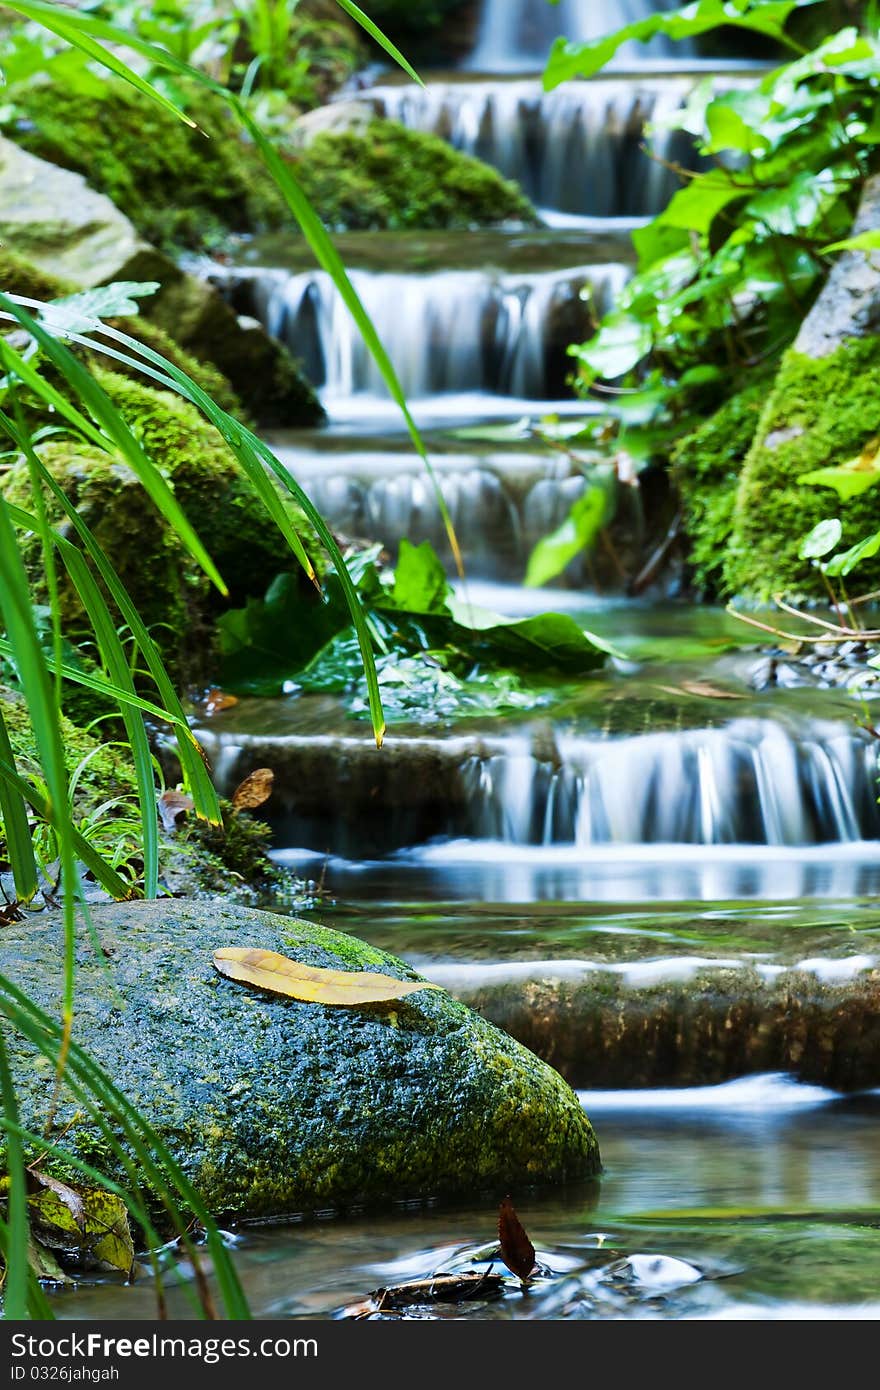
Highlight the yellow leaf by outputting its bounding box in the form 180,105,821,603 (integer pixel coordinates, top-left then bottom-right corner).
28,1187,134,1275
213,947,442,1006
231,767,275,811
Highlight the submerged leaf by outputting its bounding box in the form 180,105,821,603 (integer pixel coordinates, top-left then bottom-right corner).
213,947,442,1006
498,1196,537,1282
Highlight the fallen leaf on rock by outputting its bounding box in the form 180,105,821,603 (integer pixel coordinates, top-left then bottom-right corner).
199,687,239,716
656,681,744,701
231,768,274,812
213,947,443,1006
343,1272,505,1318
498,1196,537,1281
158,789,194,834
26,1185,134,1275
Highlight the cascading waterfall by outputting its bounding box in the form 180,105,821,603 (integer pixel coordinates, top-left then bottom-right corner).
244,262,628,399
462,721,880,847
358,79,696,217
466,0,688,72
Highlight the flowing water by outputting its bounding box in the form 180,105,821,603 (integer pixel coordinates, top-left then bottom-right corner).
63,0,880,1320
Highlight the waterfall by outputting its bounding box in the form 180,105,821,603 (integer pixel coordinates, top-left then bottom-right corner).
358,78,696,217
466,0,689,72
196,719,880,856
462,721,880,847
245,262,628,400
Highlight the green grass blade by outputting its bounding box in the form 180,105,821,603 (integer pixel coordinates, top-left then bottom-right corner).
0,448,220,826
50,540,158,897
55,318,388,746
0,1027,29,1319
0,975,251,1318
0,296,226,595
0,707,38,905
333,1,424,85
0,1217,55,1319
1,1,199,128
0,760,134,901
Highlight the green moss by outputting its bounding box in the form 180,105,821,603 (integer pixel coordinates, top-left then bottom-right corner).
725,339,880,599
0,371,320,680
295,119,537,231
0,900,600,1224
6,80,287,253
672,379,769,598
0,244,74,300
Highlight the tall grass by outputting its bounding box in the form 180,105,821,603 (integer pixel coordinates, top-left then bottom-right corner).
0,0,431,1318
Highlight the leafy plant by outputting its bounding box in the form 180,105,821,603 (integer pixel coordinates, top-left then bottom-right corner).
0,0,437,1319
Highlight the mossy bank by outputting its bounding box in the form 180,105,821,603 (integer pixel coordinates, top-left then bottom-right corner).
0,901,600,1221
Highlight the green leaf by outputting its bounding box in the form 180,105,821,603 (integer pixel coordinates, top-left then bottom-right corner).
525,485,609,588
543,1,815,89
799,517,842,559
824,528,880,576
37,282,161,335
571,315,653,381
821,230,880,254
387,540,450,614
799,461,880,499
0,706,38,905
333,0,424,87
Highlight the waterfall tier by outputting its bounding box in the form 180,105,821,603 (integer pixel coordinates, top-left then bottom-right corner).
240,262,628,401
195,719,880,859
355,77,700,217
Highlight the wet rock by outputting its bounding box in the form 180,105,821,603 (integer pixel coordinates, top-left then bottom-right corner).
0,901,599,1221
436,956,880,1090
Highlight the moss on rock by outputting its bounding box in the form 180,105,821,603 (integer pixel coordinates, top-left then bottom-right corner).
0,900,600,1221
0,371,319,680
6,81,286,254
294,118,537,231
724,339,880,599
672,379,769,598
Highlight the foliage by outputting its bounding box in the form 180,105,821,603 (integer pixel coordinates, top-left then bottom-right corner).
531,0,880,593
0,0,440,1317
217,539,611,715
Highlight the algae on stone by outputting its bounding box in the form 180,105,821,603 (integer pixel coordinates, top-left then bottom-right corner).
672,379,768,598
0,900,601,1222
0,370,321,680
724,338,880,599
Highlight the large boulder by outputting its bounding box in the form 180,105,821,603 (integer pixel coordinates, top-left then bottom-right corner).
0,901,600,1220
0,135,322,428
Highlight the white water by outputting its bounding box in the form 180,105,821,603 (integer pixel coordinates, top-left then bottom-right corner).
464,720,880,846
246,262,628,400
361,77,698,216
466,0,687,72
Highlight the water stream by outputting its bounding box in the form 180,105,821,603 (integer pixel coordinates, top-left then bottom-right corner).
63,0,880,1320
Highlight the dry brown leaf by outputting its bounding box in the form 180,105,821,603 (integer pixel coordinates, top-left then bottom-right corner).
498,1196,537,1281
157,789,194,834
656,682,744,701
213,947,443,1006
200,687,239,715
231,768,274,812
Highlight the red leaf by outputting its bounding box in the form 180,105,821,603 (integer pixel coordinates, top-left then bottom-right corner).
498,1196,536,1281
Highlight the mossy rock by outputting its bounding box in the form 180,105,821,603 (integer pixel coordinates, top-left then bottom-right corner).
294,118,537,231
0,371,320,680
725,338,880,599
672,378,769,598
0,900,600,1220
5,81,286,254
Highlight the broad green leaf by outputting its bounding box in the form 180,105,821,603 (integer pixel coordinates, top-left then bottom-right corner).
213,947,441,1005
38,282,161,335
387,540,450,614
27,1184,134,1276
571,315,653,381
543,1,815,89
825,528,880,576
799,517,842,559
658,175,749,235
821,230,880,254
799,459,880,499
525,485,610,588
